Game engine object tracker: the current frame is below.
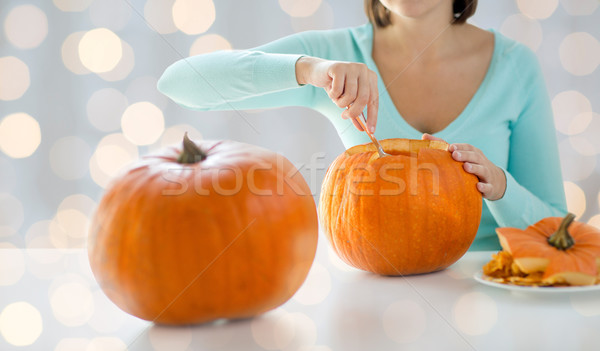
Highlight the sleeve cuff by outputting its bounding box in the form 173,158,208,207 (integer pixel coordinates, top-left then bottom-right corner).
252,53,304,92
484,168,526,228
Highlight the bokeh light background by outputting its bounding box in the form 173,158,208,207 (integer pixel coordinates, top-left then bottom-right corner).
0,1,599,350
0,0,599,248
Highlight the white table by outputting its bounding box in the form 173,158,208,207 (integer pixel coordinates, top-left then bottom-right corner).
1,237,599,351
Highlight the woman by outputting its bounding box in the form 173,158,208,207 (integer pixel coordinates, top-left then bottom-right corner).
158,0,567,250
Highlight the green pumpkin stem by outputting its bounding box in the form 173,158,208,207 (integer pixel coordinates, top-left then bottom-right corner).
547,213,576,251
177,132,207,164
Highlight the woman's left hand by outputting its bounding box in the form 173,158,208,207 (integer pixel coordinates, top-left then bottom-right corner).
422,133,507,201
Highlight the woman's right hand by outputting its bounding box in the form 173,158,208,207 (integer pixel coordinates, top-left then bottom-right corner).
295,56,379,133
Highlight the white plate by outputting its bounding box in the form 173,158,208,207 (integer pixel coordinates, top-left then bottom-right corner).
473,271,600,293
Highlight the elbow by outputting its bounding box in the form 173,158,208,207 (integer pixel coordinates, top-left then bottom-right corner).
157,65,177,101
157,63,198,109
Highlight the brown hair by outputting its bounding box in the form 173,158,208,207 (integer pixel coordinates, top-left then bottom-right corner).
365,0,478,27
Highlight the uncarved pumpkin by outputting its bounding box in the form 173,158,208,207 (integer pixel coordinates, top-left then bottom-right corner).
319,138,482,275
88,134,318,325
497,213,600,286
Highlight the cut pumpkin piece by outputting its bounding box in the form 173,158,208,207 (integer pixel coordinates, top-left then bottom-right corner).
497,213,600,286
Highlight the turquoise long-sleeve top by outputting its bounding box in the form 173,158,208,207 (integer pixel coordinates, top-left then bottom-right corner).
158,23,567,250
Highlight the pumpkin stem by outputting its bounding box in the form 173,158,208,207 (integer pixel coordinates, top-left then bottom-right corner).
177,132,207,164
547,213,576,250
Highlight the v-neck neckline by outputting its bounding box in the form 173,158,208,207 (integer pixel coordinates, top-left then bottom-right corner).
358,23,499,139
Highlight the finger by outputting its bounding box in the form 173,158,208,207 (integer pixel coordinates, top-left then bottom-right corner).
449,143,477,152
344,75,369,119
422,133,445,142
476,182,492,198
350,116,364,131
463,162,489,181
328,73,344,101
452,150,483,164
336,75,358,108
366,96,378,133
366,72,379,133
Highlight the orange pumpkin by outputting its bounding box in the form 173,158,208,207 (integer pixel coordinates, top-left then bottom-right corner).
319,138,482,275
88,134,318,324
497,213,600,285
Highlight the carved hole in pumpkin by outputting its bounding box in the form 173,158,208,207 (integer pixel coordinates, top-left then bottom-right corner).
345,139,448,157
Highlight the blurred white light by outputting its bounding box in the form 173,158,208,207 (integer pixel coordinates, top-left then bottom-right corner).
51,194,96,247
552,90,592,135
121,102,165,145
0,302,43,346
0,56,30,101
89,133,139,188
86,337,128,351
87,290,128,333
281,313,317,351
25,220,54,249
559,32,600,76
61,32,91,75
0,193,24,238
49,218,72,248
95,145,133,177
327,246,357,272
189,34,232,56
4,5,48,49
291,0,334,32
453,292,497,335
517,0,558,19
589,214,600,229
161,124,202,147
558,139,596,181
279,0,322,17
25,221,67,274
98,40,135,82
58,194,97,217
50,136,92,180
292,262,331,305
574,113,600,155
125,76,168,110
144,0,178,34
560,0,599,15
0,113,41,159
55,209,90,240
53,0,93,12
382,300,427,343
87,88,129,132
50,282,95,327
89,0,132,31
251,310,317,351
499,14,543,52
571,294,600,316
564,181,586,219
567,111,593,135
172,0,216,35
251,309,294,350
0,243,25,286
569,135,595,156
55,338,90,351
0,158,16,193
78,28,123,73
149,326,192,351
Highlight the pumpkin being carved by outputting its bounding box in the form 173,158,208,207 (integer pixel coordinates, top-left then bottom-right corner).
319,138,482,275
88,134,318,325
492,213,600,286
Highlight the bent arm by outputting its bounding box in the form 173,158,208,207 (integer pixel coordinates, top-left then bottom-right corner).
486,51,567,228
157,34,316,111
